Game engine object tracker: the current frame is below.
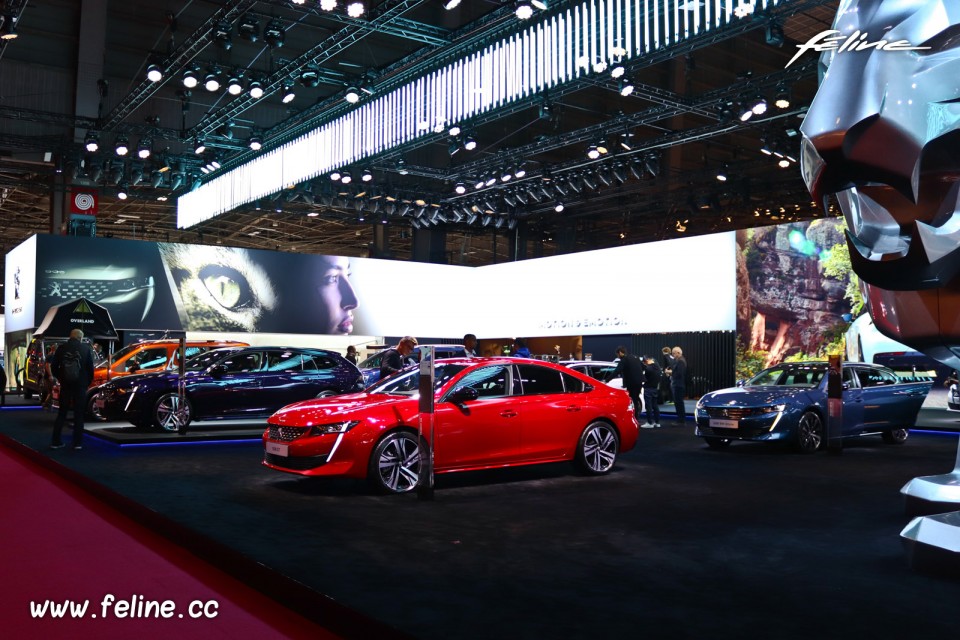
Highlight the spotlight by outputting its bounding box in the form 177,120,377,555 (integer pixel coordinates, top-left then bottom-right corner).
341,171,352,184
716,164,728,182
0,14,18,40
587,144,600,160
554,202,564,212
644,155,659,177
610,63,625,79
264,18,285,48
226,76,243,95
84,132,99,153
538,99,553,119
249,135,263,151
532,1,548,9
345,87,360,103
346,2,364,18
204,72,220,92
593,60,608,73
751,96,768,116
299,68,319,88
619,132,634,151
146,63,163,82
238,14,259,42
249,80,264,99
774,85,791,109
362,169,373,182
514,166,527,178
330,170,342,181
619,78,635,97
213,21,232,49
596,141,609,155
500,168,512,182
137,138,152,159
448,124,461,137
150,170,164,188
281,85,296,103
738,102,754,122
193,139,206,155
765,20,785,47
463,135,477,151
515,1,533,20
117,183,129,199
448,140,460,156
760,138,773,155
474,179,485,190
217,122,234,138
114,136,129,156
485,177,497,187
455,182,466,194
397,160,409,175
443,0,461,8
182,69,199,88
320,0,337,10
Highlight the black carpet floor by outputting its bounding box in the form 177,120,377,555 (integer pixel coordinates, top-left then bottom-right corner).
2,404,960,639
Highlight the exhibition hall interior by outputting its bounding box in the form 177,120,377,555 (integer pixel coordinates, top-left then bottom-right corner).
3,1,960,639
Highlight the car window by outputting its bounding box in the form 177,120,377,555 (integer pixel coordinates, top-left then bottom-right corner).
358,352,383,369
371,363,468,396
748,367,786,386
857,367,899,387
842,366,859,388
171,346,206,367
265,351,303,372
454,365,510,398
220,352,263,373
135,347,170,370
562,371,589,393
516,364,565,395
187,348,240,371
302,354,339,371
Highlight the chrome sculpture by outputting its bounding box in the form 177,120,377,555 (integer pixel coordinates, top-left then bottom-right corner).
800,0,960,567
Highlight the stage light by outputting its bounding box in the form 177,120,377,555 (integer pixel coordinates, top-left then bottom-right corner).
0,14,18,40
281,85,296,103
475,179,485,190
330,170,342,181
765,20,785,47
463,135,477,151
226,76,243,95
320,0,337,10
448,124,461,137
146,64,163,82
264,19,285,48
117,183,129,200
716,164,728,182
515,1,533,20
137,138,152,159
248,135,262,151
249,80,264,99
738,102,754,122
619,78,634,97
554,202,564,212
751,96,768,116
514,166,527,179
193,139,206,155
775,85,791,109
341,171,352,184
238,14,259,41
443,0,461,8
587,144,600,160
213,21,232,50
204,72,220,92
778,158,791,168
346,2,364,18
345,87,360,103
455,182,466,194
84,132,99,153
299,68,319,88
362,169,373,182
114,136,129,156
611,63,625,79
182,69,199,88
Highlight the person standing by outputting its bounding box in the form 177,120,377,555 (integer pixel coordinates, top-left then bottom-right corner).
659,346,674,404
463,333,478,357
642,355,663,428
345,345,359,365
665,346,687,426
512,338,531,358
0,358,6,406
610,346,646,423
380,336,418,380
49,328,95,450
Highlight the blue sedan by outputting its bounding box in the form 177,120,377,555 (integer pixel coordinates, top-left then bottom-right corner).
694,362,932,453
95,346,363,431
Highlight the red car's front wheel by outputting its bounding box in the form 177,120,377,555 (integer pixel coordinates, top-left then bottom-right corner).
369,431,422,494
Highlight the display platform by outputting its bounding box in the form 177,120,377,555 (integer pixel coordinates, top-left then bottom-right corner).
85,421,266,446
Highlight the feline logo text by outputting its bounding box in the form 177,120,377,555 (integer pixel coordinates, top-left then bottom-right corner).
786,29,929,68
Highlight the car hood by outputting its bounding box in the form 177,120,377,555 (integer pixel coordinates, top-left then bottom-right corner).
700,386,813,406
269,392,419,426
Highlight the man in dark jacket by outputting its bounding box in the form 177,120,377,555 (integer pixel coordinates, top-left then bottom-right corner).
611,346,645,421
665,346,687,426
642,355,663,428
379,336,418,381
49,328,95,450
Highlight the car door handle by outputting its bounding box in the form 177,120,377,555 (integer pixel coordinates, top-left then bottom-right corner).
565,405,581,412
500,410,518,418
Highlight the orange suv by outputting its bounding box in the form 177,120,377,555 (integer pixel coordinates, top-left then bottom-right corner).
55,339,248,418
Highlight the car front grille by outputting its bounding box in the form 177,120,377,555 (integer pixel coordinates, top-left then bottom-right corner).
264,452,328,471
268,425,309,442
705,406,772,420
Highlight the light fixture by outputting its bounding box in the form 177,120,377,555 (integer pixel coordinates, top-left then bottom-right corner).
619,132,634,151
774,85,791,109
397,160,409,175
778,158,791,168
213,21,232,49
248,134,263,151
341,171,352,184
448,140,461,156
0,14,18,40
204,71,220,92
249,80,264,99
346,2,364,18
320,0,338,10
182,69,199,88
610,63,625,79
193,139,206,155
217,122,234,138
644,154,659,177
264,18,285,48
619,78,635,97
463,135,477,151
84,132,99,153
443,0,461,8
554,202,564,212
587,144,600,160
226,76,243,95
515,1,534,20
238,14,259,41
455,182,466,194
751,96,768,116
299,68,319,88
596,141,609,155
474,179,485,190
361,168,373,182
485,177,497,187
117,183,129,200
330,169,342,181
501,168,513,182
765,20,785,47
716,164,728,182
345,86,360,103
150,170,164,188
137,138,152,159
146,64,163,82
738,102,754,122
760,138,773,155
514,166,527,179
281,85,296,103
448,124,461,137
114,136,129,156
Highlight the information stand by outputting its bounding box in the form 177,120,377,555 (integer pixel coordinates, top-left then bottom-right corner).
417,346,435,500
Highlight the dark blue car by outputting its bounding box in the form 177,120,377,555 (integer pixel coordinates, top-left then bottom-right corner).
694,361,932,453
95,346,363,431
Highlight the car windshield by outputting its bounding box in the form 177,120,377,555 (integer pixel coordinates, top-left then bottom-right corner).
368,363,468,396
109,342,149,361
747,364,826,387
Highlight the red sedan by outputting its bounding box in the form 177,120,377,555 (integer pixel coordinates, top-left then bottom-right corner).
263,357,639,493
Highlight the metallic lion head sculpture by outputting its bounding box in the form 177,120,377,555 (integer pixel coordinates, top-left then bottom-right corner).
801,0,960,369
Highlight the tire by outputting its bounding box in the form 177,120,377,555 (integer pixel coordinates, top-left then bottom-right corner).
575,421,620,474
881,428,909,445
705,437,732,450
368,431,421,494
794,410,824,454
315,389,336,398
86,391,106,421
153,392,193,432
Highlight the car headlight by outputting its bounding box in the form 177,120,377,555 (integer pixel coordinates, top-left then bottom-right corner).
309,420,360,436
762,404,787,413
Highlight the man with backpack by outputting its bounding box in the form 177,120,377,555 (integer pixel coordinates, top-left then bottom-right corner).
49,328,95,450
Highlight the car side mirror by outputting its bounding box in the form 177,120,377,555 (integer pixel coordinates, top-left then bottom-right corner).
842,381,850,390
736,379,744,387
447,386,478,405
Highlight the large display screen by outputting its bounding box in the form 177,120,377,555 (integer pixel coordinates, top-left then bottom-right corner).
4,235,37,333
6,232,737,338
